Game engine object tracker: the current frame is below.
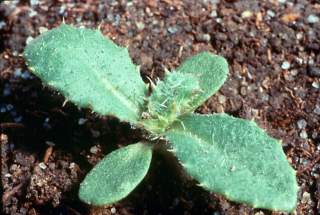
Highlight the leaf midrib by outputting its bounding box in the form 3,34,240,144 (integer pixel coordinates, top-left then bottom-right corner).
89,65,141,118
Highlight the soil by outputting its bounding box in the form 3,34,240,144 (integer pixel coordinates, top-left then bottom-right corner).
1,0,320,215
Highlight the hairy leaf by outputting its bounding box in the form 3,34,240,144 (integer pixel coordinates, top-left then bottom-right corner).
24,24,147,123
177,52,228,111
165,113,297,212
79,143,152,205
142,72,201,133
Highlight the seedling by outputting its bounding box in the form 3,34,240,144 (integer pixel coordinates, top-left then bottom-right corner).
24,24,298,212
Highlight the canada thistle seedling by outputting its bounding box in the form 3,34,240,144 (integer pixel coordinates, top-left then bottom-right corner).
24,24,298,212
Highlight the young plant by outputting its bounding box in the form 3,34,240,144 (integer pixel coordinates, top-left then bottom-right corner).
24,24,298,212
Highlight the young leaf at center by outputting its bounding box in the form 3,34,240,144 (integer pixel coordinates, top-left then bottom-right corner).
176,52,228,111
79,143,152,205
165,113,298,212
142,52,228,133
142,72,201,133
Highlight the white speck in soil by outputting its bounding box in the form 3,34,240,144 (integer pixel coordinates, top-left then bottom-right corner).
281,61,290,70
301,192,311,204
4,0,19,6
21,71,31,80
196,33,211,42
107,13,114,22
4,173,12,178
167,26,178,34
113,14,120,26
312,82,319,89
14,68,22,78
0,21,6,29
267,10,275,18
312,131,318,139
297,119,307,129
307,14,319,24
69,162,76,169
295,57,303,65
6,104,14,111
313,105,320,115
218,95,226,104
240,86,247,96
30,0,39,6
111,207,116,214
78,118,87,125
39,27,48,34
296,32,303,40
39,162,47,170
290,69,298,76
26,36,34,45
76,17,82,23
300,130,308,139
308,58,314,65
90,146,99,154
241,10,253,19
249,31,256,37
59,5,66,15
43,118,51,129
136,21,145,30
45,141,55,146
10,164,18,171
216,104,224,113
210,10,217,18
210,0,220,4
29,9,37,17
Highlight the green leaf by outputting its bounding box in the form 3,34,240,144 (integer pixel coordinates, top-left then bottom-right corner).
79,142,152,205
24,24,147,123
165,113,298,212
142,72,201,133
177,52,228,111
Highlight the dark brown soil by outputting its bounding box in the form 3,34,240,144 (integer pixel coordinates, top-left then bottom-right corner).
1,0,320,215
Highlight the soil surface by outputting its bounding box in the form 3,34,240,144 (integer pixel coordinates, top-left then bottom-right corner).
1,0,320,215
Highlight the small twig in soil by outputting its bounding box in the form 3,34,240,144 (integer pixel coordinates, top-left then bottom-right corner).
43,146,53,163
1,134,10,187
267,49,272,63
0,122,25,129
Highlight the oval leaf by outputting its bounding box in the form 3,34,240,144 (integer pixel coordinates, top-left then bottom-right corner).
24,24,147,123
165,113,297,212
79,143,152,205
177,52,228,111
